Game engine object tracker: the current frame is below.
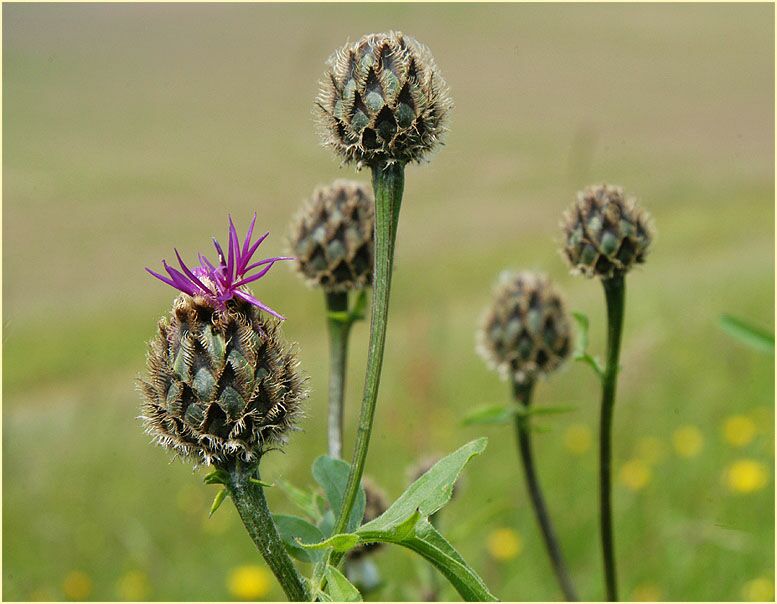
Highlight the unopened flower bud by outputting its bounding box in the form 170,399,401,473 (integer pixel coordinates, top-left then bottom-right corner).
288,180,374,292
316,31,452,168
477,271,572,385
561,184,653,279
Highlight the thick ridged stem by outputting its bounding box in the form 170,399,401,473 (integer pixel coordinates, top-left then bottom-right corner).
325,291,352,460
598,274,626,601
225,462,309,601
331,161,404,542
511,380,579,602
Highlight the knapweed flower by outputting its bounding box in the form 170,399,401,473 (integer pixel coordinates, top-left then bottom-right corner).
288,180,374,292
140,216,307,466
561,184,653,279
316,31,453,168
477,271,572,384
146,214,292,319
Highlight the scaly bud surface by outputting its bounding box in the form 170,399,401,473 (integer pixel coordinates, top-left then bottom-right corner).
140,298,306,466
316,31,452,168
478,272,572,384
288,180,374,292
562,184,653,279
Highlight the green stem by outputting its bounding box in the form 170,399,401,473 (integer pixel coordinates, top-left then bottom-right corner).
225,462,309,601
512,380,579,602
325,291,352,460
331,161,405,546
598,274,626,601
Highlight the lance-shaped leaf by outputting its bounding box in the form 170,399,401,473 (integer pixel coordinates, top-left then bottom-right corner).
324,565,363,601
720,314,775,355
273,514,326,563
312,456,366,534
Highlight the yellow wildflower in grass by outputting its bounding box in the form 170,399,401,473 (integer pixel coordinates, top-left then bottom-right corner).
619,459,652,491
63,571,93,600
564,424,592,455
117,570,150,601
227,565,272,600
486,528,522,561
672,425,703,458
631,582,663,601
742,576,774,601
723,415,757,447
636,436,667,465
724,459,769,494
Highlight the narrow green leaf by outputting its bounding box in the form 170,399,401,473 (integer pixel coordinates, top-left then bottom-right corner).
351,289,368,321
402,520,497,601
462,404,516,426
327,311,352,324
276,479,322,523
572,311,604,376
515,405,578,418
575,352,604,377
324,565,363,601
357,509,421,544
720,314,775,354
249,478,274,488
572,311,589,353
312,456,366,534
203,469,228,485
273,514,325,563
297,532,361,552
209,488,228,518
360,438,487,533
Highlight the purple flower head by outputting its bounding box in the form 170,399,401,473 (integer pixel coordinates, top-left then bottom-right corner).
146,214,293,319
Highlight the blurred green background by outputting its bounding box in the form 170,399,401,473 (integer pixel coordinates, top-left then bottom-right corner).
3,3,774,601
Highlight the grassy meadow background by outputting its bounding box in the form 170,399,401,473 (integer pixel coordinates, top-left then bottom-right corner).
3,3,774,601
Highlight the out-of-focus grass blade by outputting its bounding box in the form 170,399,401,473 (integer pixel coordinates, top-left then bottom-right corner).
720,314,774,355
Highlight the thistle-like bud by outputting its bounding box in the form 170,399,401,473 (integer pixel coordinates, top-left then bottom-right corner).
140,216,305,466
561,184,653,279
287,180,374,292
477,272,572,385
315,31,452,168
347,477,389,560
139,295,306,466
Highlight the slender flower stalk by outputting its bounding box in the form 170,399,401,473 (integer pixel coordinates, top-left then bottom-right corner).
511,380,579,601
225,461,309,601
314,31,452,545
326,290,352,459
332,162,404,538
477,271,578,600
598,275,625,601
561,184,653,601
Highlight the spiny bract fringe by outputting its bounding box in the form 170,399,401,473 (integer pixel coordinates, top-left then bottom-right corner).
478,271,572,384
139,294,307,467
561,183,654,279
288,179,374,292
315,31,452,168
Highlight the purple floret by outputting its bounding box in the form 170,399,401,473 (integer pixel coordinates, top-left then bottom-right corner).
146,214,293,319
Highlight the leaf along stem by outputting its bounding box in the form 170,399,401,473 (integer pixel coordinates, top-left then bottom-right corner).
225,461,309,601
599,274,626,601
325,291,352,460
331,160,405,553
511,379,579,601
